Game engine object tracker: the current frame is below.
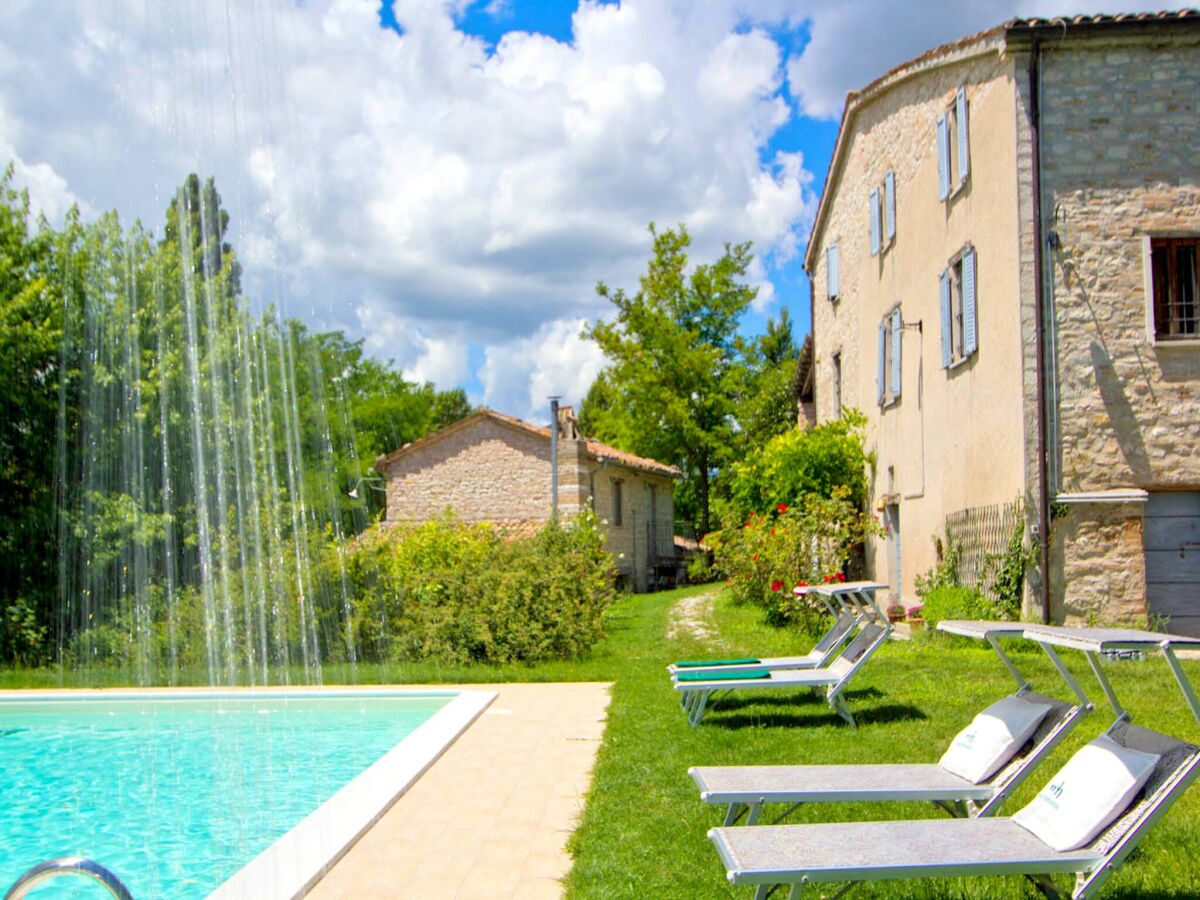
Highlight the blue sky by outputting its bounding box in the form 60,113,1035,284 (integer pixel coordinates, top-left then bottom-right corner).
1,0,1161,422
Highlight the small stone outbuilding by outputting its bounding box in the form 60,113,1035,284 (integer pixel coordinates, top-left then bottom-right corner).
373,407,681,591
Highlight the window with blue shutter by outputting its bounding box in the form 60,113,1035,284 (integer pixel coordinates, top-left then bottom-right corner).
956,87,970,182
885,170,896,244
936,114,950,201
962,247,977,355
877,321,886,406
869,188,881,255
940,270,953,368
826,245,839,300
891,307,902,400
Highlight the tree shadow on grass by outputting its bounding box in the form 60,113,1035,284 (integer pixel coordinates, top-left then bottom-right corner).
704,702,927,731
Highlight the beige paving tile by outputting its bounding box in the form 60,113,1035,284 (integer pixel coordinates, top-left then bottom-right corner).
307,682,612,900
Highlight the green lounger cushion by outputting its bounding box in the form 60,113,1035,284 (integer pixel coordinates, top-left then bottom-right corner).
674,658,761,668
677,668,772,682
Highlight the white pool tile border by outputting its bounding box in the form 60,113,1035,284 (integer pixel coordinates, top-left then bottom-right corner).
0,687,496,900
210,689,496,900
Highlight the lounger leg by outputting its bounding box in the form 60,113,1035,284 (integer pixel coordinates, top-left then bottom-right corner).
745,801,763,825
689,690,711,726
722,803,747,827
752,885,771,900
830,691,857,728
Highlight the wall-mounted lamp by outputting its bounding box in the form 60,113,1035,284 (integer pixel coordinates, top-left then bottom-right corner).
348,476,386,499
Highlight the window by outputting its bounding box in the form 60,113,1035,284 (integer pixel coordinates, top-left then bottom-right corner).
937,87,970,201
869,170,896,256
611,479,623,526
1149,237,1200,341
876,307,903,406
826,244,840,301
940,245,978,367
832,351,842,414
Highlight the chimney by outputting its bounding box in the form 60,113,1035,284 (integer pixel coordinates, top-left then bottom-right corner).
549,397,560,520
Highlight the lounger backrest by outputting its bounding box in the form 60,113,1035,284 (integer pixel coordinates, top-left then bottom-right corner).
827,622,888,680
975,693,1083,815
1059,720,1200,898
1086,722,1200,859
812,612,858,656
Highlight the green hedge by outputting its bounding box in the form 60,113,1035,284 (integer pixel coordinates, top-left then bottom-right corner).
919,585,1001,629
344,510,618,665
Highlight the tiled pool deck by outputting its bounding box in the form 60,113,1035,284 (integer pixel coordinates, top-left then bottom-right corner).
308,682,613,899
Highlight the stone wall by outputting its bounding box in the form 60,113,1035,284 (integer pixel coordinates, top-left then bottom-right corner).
1048,501,1147,624
1037,30,1200,622
381,418,553,523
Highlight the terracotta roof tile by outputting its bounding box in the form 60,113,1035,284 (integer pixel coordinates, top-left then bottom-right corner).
373,407,681,478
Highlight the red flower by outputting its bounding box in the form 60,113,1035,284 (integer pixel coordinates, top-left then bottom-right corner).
769,529,775,536
770,580,784,592
751,554,758,561
777,503,788,512
822,574,833,583
795,581,808,588
836,572,847,583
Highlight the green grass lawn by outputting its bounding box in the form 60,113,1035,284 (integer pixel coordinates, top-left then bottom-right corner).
562,586,1200,899
4,585,1199,897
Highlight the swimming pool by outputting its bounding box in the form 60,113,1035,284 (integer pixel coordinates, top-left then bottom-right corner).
0,689,494,898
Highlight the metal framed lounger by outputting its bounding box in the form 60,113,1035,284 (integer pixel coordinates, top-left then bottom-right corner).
668,611,859,678
667,583,885,678
675,621,891,727
707,625,1200,900
691,621,1092,825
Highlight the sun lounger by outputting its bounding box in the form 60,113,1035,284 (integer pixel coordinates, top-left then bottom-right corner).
708,721,1199,899
675,622,891,727
667,611,860,678
667,582,885,678
690,622,1090,825
705,625,1200,899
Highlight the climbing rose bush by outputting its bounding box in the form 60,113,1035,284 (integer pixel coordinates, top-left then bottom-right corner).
707,489,876,627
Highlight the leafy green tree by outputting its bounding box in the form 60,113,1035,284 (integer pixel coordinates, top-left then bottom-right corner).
0,168,69,663
737,307,801,448
583,224,756,536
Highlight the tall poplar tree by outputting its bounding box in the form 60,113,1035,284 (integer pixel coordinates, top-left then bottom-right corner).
583,224,756,537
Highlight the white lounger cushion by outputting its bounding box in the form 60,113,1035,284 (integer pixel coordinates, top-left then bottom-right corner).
938,694,1052,784
1013,733,1160,851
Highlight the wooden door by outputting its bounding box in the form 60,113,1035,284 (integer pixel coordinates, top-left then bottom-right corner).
1145,492,1200,636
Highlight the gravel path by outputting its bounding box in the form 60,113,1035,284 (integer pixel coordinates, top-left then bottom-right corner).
666,590,719,642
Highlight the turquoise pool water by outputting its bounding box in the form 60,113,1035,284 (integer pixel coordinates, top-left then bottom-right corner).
0,692,453,898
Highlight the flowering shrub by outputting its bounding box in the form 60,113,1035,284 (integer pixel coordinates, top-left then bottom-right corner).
708,489,876,627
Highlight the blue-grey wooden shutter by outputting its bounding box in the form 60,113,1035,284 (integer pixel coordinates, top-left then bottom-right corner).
891,307,902,400
877,321,886,405
956,87,970,182
937,114,950,200
963,247,978,355
827,245,839,300
940,270,952,368
885,170,896,243
869,188,881,255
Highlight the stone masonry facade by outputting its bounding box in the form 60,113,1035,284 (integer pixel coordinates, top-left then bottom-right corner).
374,409,679,591
807,14,1200,628
1037,29,1200,623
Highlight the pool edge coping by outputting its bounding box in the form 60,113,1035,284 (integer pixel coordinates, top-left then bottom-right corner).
209,688,497,900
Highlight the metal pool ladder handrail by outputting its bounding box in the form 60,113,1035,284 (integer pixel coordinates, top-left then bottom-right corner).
5,856,133,900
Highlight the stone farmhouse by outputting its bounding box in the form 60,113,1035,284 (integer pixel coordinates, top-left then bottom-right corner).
805,12,1200,633
372,406,681,591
